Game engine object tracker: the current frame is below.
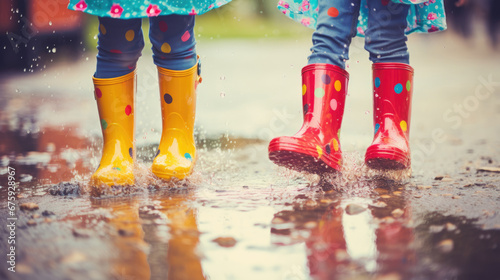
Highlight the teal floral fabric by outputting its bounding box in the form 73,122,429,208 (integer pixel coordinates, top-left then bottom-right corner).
277,0,447,36
68,0,231,18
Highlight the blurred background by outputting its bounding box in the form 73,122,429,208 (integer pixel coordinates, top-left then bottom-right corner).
1,0,499,72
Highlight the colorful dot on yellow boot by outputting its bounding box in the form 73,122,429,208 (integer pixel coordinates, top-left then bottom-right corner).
400,120,407,132
302,84,307,95
316,145,323,158
101,119,108,130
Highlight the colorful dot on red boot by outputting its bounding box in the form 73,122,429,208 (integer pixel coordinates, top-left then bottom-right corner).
316,145,323,158
332,139,339,152
375,77,381,88
406,80,411,91
325,144,331,154
394,83,403,94
315,88,325,98
95,88,102,98
125,105,132,116
375,123,380,134
330,99,337,111
321,74,331,84
164,93,173,104
400,120,407,132
304,104,309,114
334,80,341,92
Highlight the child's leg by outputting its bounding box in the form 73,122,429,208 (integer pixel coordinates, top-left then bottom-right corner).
364,1,410,64
364,1,413,170
269,0,354,173
149,15,197,70
309,0,361,69
95,17,144,78
148,15,200,180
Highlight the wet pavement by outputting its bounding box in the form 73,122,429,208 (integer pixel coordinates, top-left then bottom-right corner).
1,33,500,280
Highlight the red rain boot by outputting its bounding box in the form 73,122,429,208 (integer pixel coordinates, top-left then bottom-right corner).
269,64,349,173
365,63,414,170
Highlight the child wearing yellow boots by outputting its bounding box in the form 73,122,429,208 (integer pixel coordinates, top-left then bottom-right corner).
68,1,231,187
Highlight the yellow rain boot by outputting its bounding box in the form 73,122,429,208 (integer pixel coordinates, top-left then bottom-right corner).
91,70,136,188
152,63,200,180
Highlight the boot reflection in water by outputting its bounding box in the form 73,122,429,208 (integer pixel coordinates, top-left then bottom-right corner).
271,191,415,279
68,1,232,192
271,0,447,173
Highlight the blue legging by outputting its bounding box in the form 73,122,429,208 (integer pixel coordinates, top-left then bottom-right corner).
95,15,196,78
309,0,410,68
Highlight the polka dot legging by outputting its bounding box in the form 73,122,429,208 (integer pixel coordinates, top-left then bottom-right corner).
95,15,196,78
309,0,410,69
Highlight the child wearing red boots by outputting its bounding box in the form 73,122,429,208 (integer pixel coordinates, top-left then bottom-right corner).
269,0,446,173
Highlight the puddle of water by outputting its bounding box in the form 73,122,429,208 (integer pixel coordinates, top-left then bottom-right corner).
1,92,499,280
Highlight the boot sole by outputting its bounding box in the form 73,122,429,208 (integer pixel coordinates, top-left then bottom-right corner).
365,149,409,170
269,140,341,174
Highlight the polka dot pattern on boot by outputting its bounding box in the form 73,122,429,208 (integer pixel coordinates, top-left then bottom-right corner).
406,80,411,92
125,105,132,116
184,153,192,161
163,93,173,104
316,145,323,158
330,99,337,111
394,83,403,94
400,120,407,132
334,80,341,92
315,88,325,98
321,74,331,85
95,88,102,98
101,119,108,130
375,77,381,88
303,104,309,114
155,149,160,157
332,138,339,152
375,123,380,134
302,84,307,95
325,144,331,154
129,147,133,158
